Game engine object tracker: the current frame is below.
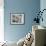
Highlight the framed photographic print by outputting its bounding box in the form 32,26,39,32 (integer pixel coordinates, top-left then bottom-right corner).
10,13,24,24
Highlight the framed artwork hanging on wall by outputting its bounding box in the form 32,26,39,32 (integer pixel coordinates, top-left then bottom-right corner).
10,13,24,25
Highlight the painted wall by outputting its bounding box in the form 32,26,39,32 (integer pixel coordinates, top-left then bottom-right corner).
40,0,46,45
40,0,46,27
0,0,4,42
4,0,40,42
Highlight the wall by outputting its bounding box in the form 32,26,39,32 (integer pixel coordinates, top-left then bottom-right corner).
40,0,46,27
4,0,40,42
0,0,4,42
40,0,46,45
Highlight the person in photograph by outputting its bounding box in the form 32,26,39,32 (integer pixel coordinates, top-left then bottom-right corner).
12,15,22,23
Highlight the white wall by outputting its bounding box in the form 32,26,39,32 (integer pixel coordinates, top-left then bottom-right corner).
0,0,4,42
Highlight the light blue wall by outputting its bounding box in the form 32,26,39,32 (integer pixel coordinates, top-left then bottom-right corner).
40,0,46,44
4,0,40,42
40,0,46,27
